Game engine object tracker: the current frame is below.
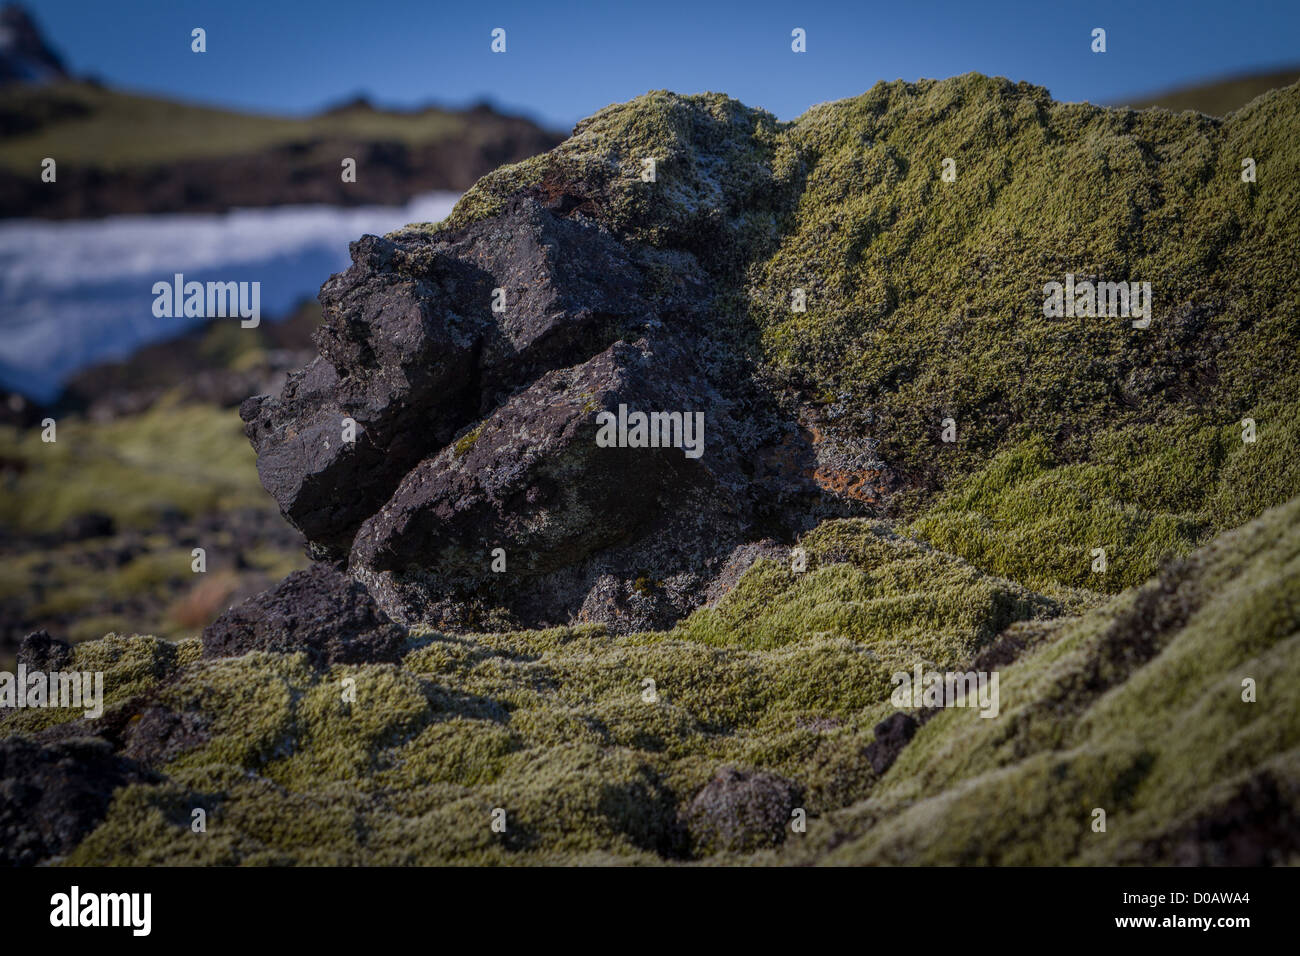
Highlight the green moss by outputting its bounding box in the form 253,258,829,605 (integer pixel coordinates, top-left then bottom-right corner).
677,518,1065,658
0,400,308,642
403,90,796,279
18,493,1296,865
453,425,483,459
908,397,1300,592
0,634,189,736
13,77,1300,866
789,495,1300,864
0,402,269,533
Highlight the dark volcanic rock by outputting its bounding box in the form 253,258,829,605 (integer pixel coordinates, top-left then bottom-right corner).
58,511,116,542
0,736,151,865
684,766,802,854
120,705,211,767
17,629,72,671
241,233,491,556
31,696,152,752
201,562,406,667
864,712,919,776
243,196,849,631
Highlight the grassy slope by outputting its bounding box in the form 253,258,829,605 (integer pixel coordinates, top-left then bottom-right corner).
7,75,1299,863
0,82,495,171
1116,68,1300,116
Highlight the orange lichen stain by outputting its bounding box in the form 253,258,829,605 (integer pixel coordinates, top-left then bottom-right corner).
753,421,889,504
812,467,885,503
804,423,888,504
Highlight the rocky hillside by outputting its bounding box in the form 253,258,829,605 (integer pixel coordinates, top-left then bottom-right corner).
2,74,1298,865
247,75,1300,629
0,81,562,218
0,5,563,218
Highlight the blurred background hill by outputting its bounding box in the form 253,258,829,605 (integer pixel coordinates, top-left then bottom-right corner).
0,3,562,218
0,80,562,218
1113,66,1300,115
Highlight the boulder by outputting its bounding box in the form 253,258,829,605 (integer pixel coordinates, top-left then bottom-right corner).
242,196,848,630
201,562,406,667
17,629,73,671
683,766,802,854
0,737,151,865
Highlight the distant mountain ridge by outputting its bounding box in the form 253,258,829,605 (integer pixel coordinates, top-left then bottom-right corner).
0,3,67,84
0,81,564,218
0,4,562,218
1114,66,1300,116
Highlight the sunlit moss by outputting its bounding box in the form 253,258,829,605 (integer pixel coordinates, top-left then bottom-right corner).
16,76,1300,865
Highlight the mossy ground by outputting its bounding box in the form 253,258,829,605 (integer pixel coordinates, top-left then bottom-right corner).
0,399,306,653
6,495,1292,865
794,494,1300,865
908,396,1300,593
7,76,1299,864
0,397,266,534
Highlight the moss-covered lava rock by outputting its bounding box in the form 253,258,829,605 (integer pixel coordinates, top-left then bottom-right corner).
4,75,1299,865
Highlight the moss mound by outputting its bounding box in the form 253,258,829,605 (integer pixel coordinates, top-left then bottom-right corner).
796,494,1300,865
908,396,1300,592
6,76,1298,864
416,75,1300,596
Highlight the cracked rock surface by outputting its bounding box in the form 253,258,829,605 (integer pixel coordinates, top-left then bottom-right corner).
243,195,862,631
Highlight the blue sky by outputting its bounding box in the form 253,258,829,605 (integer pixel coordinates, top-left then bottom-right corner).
29,0,1300,129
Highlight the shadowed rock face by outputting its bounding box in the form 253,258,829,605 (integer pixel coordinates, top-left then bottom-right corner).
0,737,151,865
242,195,863,631
201,562,406,667
17,629,72,671
684,766,802,854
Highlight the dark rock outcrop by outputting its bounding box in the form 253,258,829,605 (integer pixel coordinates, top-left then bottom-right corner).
120,706,212,767
864,712,919,776
242,196,859,631
683,766,802,854
17,629,72,671
0,736,151,865
201,562,406,667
